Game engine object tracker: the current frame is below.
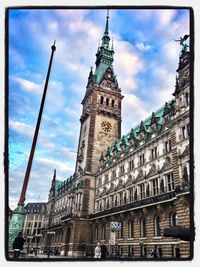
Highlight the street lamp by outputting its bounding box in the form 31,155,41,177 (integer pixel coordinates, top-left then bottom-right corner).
47,231,55,258
35,234,43,256
26,236,33,254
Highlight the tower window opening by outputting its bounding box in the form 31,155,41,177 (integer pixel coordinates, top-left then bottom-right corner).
111,99,115,108
106,98,109,106
100,96,104,104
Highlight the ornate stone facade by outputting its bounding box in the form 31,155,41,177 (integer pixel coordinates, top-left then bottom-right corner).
41,13,192,259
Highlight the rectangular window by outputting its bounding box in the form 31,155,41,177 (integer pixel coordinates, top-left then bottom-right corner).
129,188,133,202
167,173,174,191
111,195,114,207
140,184,145,199
119,191,123,205
165,140,172,153
104,174,109,183
120,165,125,175
152,179,159,195
139,154,145,166
112,170,116,180
182,126,186,139
129,159,134,171
151,147,158,159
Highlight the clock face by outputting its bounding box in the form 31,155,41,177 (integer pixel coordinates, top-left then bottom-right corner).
101,121,112,132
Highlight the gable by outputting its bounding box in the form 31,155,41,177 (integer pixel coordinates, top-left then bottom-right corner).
160,157,173,172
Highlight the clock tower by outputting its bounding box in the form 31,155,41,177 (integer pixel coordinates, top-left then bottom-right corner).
75,11,123,176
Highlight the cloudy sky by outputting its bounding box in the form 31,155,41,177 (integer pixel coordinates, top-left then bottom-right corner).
8,8,190,209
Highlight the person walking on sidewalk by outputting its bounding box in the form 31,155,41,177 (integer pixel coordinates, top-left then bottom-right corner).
100,241,108,259
12,232,25,258
94,242,101,258
151,248,158,259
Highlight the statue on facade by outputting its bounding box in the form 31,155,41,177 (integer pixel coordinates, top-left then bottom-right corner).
174,34,190,52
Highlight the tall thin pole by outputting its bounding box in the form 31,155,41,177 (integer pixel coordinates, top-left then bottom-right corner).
18,41,56,204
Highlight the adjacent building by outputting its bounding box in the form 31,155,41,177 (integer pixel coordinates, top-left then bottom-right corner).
42,12,192,259
23,202,46,251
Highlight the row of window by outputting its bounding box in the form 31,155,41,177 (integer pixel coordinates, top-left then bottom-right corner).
25,221,42,228
100,96,117,108
96,173,175,210
54,193,82,212
24,229,41,237
98,141,173,186
94,213,178,240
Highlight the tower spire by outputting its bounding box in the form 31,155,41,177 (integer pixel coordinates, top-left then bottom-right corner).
102,10,110,47
104,9,109,35
94,10,115,84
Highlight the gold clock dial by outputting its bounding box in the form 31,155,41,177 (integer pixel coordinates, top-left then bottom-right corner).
101,121,112,132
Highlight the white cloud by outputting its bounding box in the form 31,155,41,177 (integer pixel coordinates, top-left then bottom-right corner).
9,48,26,69
34,157,73,172
64,106,81,120
136,42,151,51
122,93,149,135
10,77,42,93
45,80,65,112
114,40,144,93
9,119,34,137
156,10,176,27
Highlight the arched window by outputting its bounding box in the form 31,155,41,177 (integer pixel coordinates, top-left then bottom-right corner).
128,220,134,238
106,98,109,106
111,99,115,108
100,96,104,104
141,218,146,237
154,216,161,236
171,212,179,226
95,225,99,240
102,224,106,240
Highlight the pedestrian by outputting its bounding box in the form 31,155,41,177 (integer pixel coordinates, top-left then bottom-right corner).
94,242,101,258
12,232,25,259
100,241,108,259
151,248,158,259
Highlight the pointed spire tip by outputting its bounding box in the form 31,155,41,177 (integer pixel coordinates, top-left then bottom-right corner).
107,9,109,18
51,40,56,51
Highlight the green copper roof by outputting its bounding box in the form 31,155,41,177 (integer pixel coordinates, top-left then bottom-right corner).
54,180,62,195
94,11,115,84
100,99,174,167
54,175,85,197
